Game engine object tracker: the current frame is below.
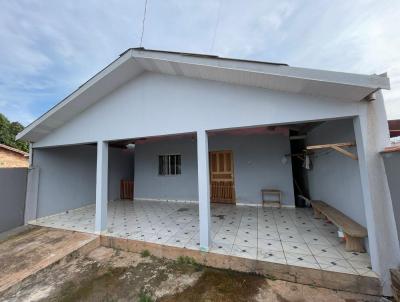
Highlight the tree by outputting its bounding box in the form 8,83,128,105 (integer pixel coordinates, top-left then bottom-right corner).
0,113,29,152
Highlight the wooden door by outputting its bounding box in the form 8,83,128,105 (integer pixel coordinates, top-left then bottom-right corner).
209,150,235,203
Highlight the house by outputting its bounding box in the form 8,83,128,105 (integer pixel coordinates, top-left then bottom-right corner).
0,143,29,168
17,48,400,295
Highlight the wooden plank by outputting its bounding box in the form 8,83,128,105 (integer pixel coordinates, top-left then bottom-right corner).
306,142,356,150
330,145,358,160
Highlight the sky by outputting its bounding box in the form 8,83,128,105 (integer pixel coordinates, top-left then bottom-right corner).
1,0,400,126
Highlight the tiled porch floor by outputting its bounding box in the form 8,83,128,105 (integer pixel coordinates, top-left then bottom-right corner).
31,200,376,277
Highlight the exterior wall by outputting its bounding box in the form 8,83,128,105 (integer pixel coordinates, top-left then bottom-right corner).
33,144,134,218
108,147,135,200
134,136,198,201
0,168,27,233
34,72,364,148
306,119,366,227
33,145,97,218
209,133,294,205
383,152,400,242
134,133,294,206
0,148,28,167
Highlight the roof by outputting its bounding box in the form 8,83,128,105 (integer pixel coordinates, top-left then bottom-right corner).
17,48,391,143
388,119,400,138
0,143,29,157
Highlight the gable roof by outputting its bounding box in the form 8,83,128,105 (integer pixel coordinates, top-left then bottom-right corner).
0,143,29,157
17,48,390,143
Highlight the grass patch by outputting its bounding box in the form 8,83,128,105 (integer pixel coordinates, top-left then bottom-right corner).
173,256,202,273
141,249,151,258
139,289,154,302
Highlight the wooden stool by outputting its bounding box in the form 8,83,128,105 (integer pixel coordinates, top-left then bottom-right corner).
261,189,281,207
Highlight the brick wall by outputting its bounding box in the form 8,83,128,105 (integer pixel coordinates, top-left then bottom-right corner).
0,148,29,168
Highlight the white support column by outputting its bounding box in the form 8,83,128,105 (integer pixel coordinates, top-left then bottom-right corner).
354,91,400,295
95,141,108,233
197,130,211,251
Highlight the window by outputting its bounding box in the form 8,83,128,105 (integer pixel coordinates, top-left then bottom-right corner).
158,154,181,175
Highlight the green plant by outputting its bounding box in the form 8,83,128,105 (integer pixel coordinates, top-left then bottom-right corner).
140,249,151,258
175,256,202,271
138,290,153,302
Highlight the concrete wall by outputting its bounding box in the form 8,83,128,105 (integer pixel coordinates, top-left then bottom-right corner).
33,144,135,218
134,136,198,201
34,72,365,148
34,145,97,218
383,152,400,242
134,133,294,205
306,119,366,226
108,147,135,200
0,168,27,233
209,133,294,205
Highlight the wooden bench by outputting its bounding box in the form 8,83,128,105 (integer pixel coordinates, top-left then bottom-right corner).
311,200,368,253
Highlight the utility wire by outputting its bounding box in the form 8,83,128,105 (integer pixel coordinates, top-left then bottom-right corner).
139,0,148,47
210,0,222,54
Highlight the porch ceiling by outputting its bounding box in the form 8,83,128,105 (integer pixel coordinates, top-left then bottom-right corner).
17,48,390,143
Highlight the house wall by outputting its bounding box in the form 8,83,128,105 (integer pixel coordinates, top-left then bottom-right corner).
108,147,135,200
0,168,27,233
134,133,294,206
34,72,365,149
382,152,400,242
33,145,97,218
306,119,366,227
134,137,198,201
0,148,28,167
209,133,294,205
33,144,135,218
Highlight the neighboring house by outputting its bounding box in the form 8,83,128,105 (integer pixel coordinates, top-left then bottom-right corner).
16,48,400,295
389,119,400,138
0,143,29,167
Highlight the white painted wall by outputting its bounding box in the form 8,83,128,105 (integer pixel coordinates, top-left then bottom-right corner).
134,133,294,205
306,119,366,226
33,72,363,148
134,136,198,201
209,132,294,205
34,144,134,218
108,147,134,200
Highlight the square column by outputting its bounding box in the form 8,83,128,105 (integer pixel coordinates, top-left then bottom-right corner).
197,130,211,251
353,91,400,295
95,141,108,233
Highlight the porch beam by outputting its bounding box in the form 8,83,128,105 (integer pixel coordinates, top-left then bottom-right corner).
95,141,108,233
197,130,211,251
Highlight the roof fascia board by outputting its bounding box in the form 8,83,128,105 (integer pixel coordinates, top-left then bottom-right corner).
16,50,135,141
131,50,390,90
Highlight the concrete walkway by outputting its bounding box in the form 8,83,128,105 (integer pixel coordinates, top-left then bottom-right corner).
0,226,98,294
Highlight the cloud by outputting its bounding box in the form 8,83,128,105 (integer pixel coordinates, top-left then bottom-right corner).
0,0,399,125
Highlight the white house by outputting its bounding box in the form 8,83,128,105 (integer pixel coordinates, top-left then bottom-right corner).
17,48,400,295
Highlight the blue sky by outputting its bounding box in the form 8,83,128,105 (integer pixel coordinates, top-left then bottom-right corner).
1,0,399,125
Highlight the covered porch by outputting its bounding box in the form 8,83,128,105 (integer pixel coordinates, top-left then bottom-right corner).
27,116,385,295
31,199,375,277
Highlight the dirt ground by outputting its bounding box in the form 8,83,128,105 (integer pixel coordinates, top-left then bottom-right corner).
0,243,384,302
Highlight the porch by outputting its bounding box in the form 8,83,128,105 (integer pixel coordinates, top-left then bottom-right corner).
31,199,375,277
